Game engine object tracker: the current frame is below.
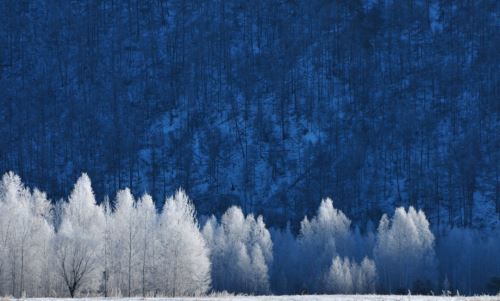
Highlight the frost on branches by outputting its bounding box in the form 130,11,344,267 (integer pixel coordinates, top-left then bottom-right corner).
0,172,499,297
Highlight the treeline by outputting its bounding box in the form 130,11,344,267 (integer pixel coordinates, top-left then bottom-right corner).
1,172,499,297
1,0,499,229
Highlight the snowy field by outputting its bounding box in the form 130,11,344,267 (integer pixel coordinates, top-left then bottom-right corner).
11,296,500,301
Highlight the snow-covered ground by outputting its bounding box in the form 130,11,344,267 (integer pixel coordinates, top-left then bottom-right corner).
12,296,500,301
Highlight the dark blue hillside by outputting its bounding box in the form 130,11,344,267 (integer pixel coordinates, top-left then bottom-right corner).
0,0,498,229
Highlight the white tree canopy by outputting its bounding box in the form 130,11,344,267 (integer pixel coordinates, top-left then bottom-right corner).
203,206,273,294
374,207,437,293
156,189,211,296
298,198,352,292
54,173,105,297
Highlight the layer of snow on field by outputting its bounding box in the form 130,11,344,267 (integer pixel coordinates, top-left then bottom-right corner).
15,296,500,301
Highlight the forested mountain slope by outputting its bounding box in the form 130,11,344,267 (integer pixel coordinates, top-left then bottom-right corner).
0,0,499,229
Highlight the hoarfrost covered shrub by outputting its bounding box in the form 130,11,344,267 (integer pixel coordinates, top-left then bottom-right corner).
374,206,437,293
203,206,272,294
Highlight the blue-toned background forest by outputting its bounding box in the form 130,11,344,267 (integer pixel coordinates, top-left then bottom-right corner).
0,0,499,231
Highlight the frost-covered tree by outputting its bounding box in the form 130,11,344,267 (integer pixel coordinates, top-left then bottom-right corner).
108,188,140,296
156,189,210,296
298,198,352,292
203,206,273,294
0,172,32,297
54,174,105,297
0,199,6,295
327,256,354,294
356,257,377,293
374,207,437,293
0,172,54,297
136,194,157,296
101,196,112,297
270,199,375,295
326,256,376,294
28,188,56,296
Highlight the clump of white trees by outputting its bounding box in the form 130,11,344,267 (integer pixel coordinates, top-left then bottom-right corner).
374,207,437,293
269,198,378,294
202,207,273,294
101,187,211,297
1,172,499,297
0,173,211,298
0,172,53,297
298,198,354,292
326,256,376,294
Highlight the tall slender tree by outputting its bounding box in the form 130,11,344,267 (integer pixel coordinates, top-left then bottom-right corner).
54,174,104,297
157,189,211,296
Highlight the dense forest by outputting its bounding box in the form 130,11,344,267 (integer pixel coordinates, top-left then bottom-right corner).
1,172,500,297
0,0,499,231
